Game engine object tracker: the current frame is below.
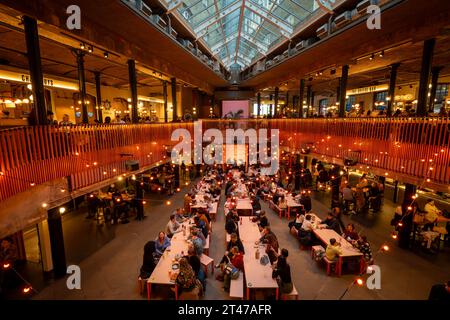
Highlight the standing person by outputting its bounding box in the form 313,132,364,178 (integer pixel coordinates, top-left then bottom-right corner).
46,110,58,125
0,237,17,294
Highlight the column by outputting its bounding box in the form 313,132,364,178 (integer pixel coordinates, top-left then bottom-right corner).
387,63,400,117
127,59,138,123
257,92,261,118
23,16,46,125
336,83,340,115
274,87,279,117
163,80,168,123
417,39,435,117
393,180,399,203
171,77,178,121
299,79,305,118
428,66,443,113
310,91,315,116
37,219,53,272
306,85,312,118
339,65,349,118
398,183,417,249
47,208,67,277
269,94,273,118
94,72,103,122
75,50,88,124
285,91,289,115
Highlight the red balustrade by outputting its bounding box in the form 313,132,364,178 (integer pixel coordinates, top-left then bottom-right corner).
0,118,448,202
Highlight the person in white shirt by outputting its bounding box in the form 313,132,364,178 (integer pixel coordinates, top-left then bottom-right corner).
301,214,314,232
112,115,126,124
166,214,182,238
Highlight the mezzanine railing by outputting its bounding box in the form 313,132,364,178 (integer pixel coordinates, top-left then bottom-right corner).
0,118,448,202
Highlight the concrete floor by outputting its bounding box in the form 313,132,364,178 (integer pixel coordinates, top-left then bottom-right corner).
30,181,450,300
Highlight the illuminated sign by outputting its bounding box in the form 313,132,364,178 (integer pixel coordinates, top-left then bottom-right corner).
346,85,388,96
0,70,78,91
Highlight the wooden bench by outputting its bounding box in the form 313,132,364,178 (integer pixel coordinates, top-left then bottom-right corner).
280,284,299,300
203,235,210,255
138,276,148,295
323,257,337,276
229,271,244,299
311,245,325,260
200,254,214,276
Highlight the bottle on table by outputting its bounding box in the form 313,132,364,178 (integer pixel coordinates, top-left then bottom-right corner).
255,248,260,259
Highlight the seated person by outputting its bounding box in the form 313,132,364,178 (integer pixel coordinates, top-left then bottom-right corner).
256,227,279,253
342,223,359,241
222,246,245,292
155,231,170,256
353,235,373,263
194,216,208,239
184,245,206,291
319,212,342,234
278,195,287,211
174,208,188,223
325,238,343,262
184,193,192,214
272,250,293,294
424,199,450,226
226,233,245,254
139,240,157,279
190,229,204,257
299,192,312,212
252,210,269,231
190,226,206,246
300,214,314,232
196,211,210,233
289,211,305,233
225,211,238,235
166,214,182,238
175,257,203,298
252,196,262,213
266,243,279,265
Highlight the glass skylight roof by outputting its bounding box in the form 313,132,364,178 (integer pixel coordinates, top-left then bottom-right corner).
174,0,321,69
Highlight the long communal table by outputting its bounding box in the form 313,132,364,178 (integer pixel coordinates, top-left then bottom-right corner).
239,217,279,300
147,219,194,300
312,228,364,276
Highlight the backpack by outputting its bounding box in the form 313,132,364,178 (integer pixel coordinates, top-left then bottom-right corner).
224,263,240,280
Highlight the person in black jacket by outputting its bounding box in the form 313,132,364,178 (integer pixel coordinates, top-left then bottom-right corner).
251,196,261,213
139,241,156,279
299,192,312,212
272,253,293,294
215,233,244,268
320,212,342,234
428,281,450,301
225,212,238,235
252,210,269,231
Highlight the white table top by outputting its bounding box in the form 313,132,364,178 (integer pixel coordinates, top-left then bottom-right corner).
148,220,193,285
239,217,278,290
236,198,253,211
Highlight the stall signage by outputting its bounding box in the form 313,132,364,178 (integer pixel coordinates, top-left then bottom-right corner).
346,85,388,96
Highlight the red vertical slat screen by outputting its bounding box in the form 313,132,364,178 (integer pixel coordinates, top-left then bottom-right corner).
0,119,449,201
